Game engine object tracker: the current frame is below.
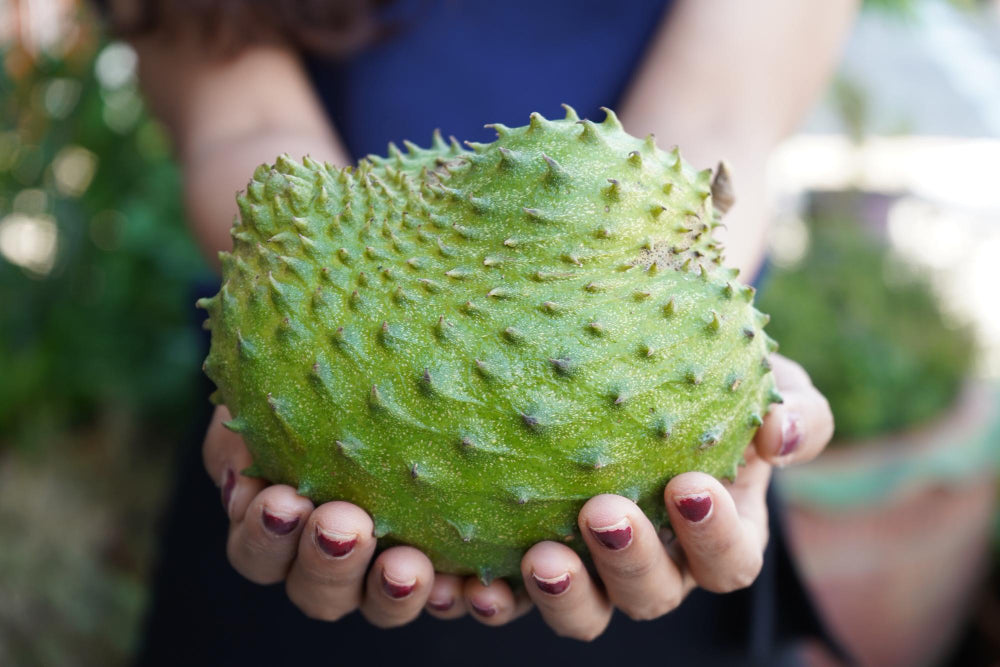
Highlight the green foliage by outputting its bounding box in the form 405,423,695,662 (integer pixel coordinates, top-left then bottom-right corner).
863,0,982,15
831,76,870,145
864,0,922,14
0,35,209,451
757,217,974,441
0,428,172,665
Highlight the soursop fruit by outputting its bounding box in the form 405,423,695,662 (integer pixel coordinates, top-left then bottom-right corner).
198,106,779,582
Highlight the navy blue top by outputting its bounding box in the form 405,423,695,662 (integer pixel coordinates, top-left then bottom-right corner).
138,3,838,665
306,0,673,161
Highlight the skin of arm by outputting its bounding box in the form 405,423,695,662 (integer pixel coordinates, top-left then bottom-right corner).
620,0,860,277
135,0,859,275
132,33,349,268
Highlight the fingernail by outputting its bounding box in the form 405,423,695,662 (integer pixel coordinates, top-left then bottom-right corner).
382,570,416,599
315,527,357,558
262,509,300,536
675,493,713,523
221,468,235,514
532,572,571,596
470,600,497,617
428,598,454,612
779,413,802,458
588,518,632,550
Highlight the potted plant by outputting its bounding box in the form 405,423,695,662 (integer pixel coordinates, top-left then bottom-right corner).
757,217,1000,666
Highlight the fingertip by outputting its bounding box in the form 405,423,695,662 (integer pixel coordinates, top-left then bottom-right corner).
313,501,374,536
226,485,303,585
521,541,584,605
360,547,433,628
227,471,267,523
753,401,790,463
309,501,375,560
256,483,313,507
580,495,649,555
667,471,768,594
672,492,715,524
203,406,257,499
579,494,639,532
378,546,434,599
665,471,722,500
521,540,582,581
809,389,836,452
463,576,515,625
755,387,834,467
665,474,728,527
769,354,811,387
255,484,312,536
426,574,465,619
521,542,611,641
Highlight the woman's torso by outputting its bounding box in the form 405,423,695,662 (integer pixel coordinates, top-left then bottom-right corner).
138,3,832,664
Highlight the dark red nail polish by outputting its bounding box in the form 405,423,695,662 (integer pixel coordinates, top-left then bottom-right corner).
315,527,357,558
589,520,632,550
471,601,497,617
428,598,454,612
262,509,299,536
382,571,416,599
221,468,235,513
676,494,712,523
779,414,801,457
532,572,571,596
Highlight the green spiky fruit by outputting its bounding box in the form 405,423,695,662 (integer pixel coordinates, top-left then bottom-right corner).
198,106,779,582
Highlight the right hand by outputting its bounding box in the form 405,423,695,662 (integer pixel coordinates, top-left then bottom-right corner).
203,405,483,627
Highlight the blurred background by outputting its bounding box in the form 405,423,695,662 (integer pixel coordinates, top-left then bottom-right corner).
1,0,1000,665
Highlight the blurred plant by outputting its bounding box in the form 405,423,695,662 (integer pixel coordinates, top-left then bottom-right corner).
757,218,975,441
831,75,870,146
0,6,210,664
0,421,169,665
864,0,984,15
0,14,209,452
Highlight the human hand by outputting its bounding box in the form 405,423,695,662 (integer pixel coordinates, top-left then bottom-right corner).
203,405,450,627
203,353,831,635
462,353,834,640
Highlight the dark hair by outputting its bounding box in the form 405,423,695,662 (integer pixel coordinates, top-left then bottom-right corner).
98,0,398,58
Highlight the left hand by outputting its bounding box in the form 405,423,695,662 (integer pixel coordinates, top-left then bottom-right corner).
430,354,834,640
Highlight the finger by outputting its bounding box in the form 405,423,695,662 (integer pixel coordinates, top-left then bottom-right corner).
360,546,434,628
755,354,834,467
285,501,376,621
666,459,771,594
202,405,263,522
202,405,248,484
578,494,686,621
463,577,519,626
426,574,467,619
521,541,612,641
726,447,772,551
226,484,313,584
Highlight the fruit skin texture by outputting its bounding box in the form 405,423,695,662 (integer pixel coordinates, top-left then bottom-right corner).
198,107,779,583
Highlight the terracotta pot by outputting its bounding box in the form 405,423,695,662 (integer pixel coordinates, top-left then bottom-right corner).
778,382,1000,667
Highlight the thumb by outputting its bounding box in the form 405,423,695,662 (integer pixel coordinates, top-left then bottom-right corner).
202,405,263,521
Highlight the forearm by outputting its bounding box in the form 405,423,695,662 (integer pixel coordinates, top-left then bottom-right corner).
619,0,858,276
133,37,346,267
183,131,348,268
